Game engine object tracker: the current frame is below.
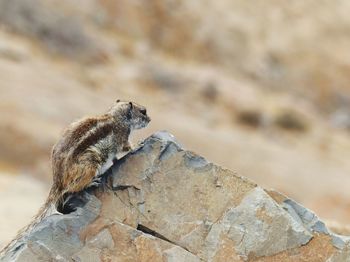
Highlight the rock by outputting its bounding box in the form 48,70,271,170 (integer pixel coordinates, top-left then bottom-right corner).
1,131,349,261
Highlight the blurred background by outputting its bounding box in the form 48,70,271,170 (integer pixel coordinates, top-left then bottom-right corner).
1,0,350,247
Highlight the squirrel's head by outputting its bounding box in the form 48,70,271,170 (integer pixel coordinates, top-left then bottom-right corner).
109,100,151,130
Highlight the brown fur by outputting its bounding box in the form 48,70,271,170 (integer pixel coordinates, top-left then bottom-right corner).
0,100,150,256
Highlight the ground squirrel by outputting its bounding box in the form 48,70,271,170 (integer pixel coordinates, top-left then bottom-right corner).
0,100,150,255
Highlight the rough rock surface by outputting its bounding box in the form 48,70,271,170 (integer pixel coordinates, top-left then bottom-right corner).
1,131,349,262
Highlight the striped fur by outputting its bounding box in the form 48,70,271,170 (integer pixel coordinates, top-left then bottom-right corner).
53,101,150,198
0,101,150,255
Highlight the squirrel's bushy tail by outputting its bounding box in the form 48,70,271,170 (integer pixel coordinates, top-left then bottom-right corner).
0,186,60,257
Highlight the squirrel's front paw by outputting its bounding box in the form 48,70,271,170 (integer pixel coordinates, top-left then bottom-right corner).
122,144,132,152
90,175,103,188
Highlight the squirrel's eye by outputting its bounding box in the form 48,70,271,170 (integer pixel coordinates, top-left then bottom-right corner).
116,99,120,103
140,108,147,115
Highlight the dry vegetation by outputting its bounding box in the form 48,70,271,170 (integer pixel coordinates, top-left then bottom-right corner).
0,0,102,61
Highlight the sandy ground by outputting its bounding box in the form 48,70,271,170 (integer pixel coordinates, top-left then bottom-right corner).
0,172,47,249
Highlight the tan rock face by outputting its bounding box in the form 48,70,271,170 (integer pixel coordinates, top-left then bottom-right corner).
1,132,349,261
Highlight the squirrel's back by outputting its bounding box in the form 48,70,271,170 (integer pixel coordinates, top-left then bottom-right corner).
0,100,150,257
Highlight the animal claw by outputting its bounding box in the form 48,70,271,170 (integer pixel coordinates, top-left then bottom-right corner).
90,175,103,188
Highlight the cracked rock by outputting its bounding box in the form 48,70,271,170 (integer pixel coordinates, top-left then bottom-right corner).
1,131,349,261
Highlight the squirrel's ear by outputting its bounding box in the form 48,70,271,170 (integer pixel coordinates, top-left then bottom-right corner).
116,99,120,103
127,102,133,119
